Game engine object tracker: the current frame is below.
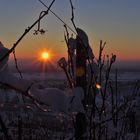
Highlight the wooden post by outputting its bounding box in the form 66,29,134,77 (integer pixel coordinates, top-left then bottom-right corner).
75,36,87,140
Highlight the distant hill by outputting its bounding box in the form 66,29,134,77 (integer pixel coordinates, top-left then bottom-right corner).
8,59,62,73
8,59,140,73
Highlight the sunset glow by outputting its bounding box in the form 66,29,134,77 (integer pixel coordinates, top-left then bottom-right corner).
41,52,49,60
0,1,140,67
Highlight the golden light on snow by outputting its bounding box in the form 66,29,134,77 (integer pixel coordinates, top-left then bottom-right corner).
41,52,49,60
96,83,101,89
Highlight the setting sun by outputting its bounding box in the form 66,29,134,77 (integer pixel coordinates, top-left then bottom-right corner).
41,52,49,60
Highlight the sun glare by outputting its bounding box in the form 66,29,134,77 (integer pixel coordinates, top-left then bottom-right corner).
96,83,101,89
41,52,49,60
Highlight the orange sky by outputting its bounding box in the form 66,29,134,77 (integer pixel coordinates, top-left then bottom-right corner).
0,0,140,68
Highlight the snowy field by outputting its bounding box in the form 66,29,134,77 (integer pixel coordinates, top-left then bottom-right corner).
0,70,140,139
13,70,140,88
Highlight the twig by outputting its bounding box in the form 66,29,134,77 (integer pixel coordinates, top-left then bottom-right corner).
38,0,76,35
115,69,118,127
96,115,127,126
98,40,106,67
13,49,29,117
101,54,116,112
109,81,115,125
64,25,75,78
69,0,77,32
0,0,56,63
13,49,23,78
0,81,49,112
98,40,106,84
58,57,73,88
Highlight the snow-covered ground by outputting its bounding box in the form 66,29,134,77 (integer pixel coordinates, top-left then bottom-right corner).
0,71,140,139
110,70,140,81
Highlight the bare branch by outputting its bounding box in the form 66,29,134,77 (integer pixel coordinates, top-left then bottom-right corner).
38,0,76,34
64,24,69,39
98,40,106,67
69,0,77,32
0,81,49,112
0,0,56,63
64,25,75,78
13,49,23,78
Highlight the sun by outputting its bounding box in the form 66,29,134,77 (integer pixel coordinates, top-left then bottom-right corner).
41,52,49,60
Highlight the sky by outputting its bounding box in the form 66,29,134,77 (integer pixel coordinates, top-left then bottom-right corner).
0,0,140,68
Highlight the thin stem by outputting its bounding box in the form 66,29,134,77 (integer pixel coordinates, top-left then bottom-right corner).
38,0,76,34
13,49,23,78
69,0,77,32
0,0,56,63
